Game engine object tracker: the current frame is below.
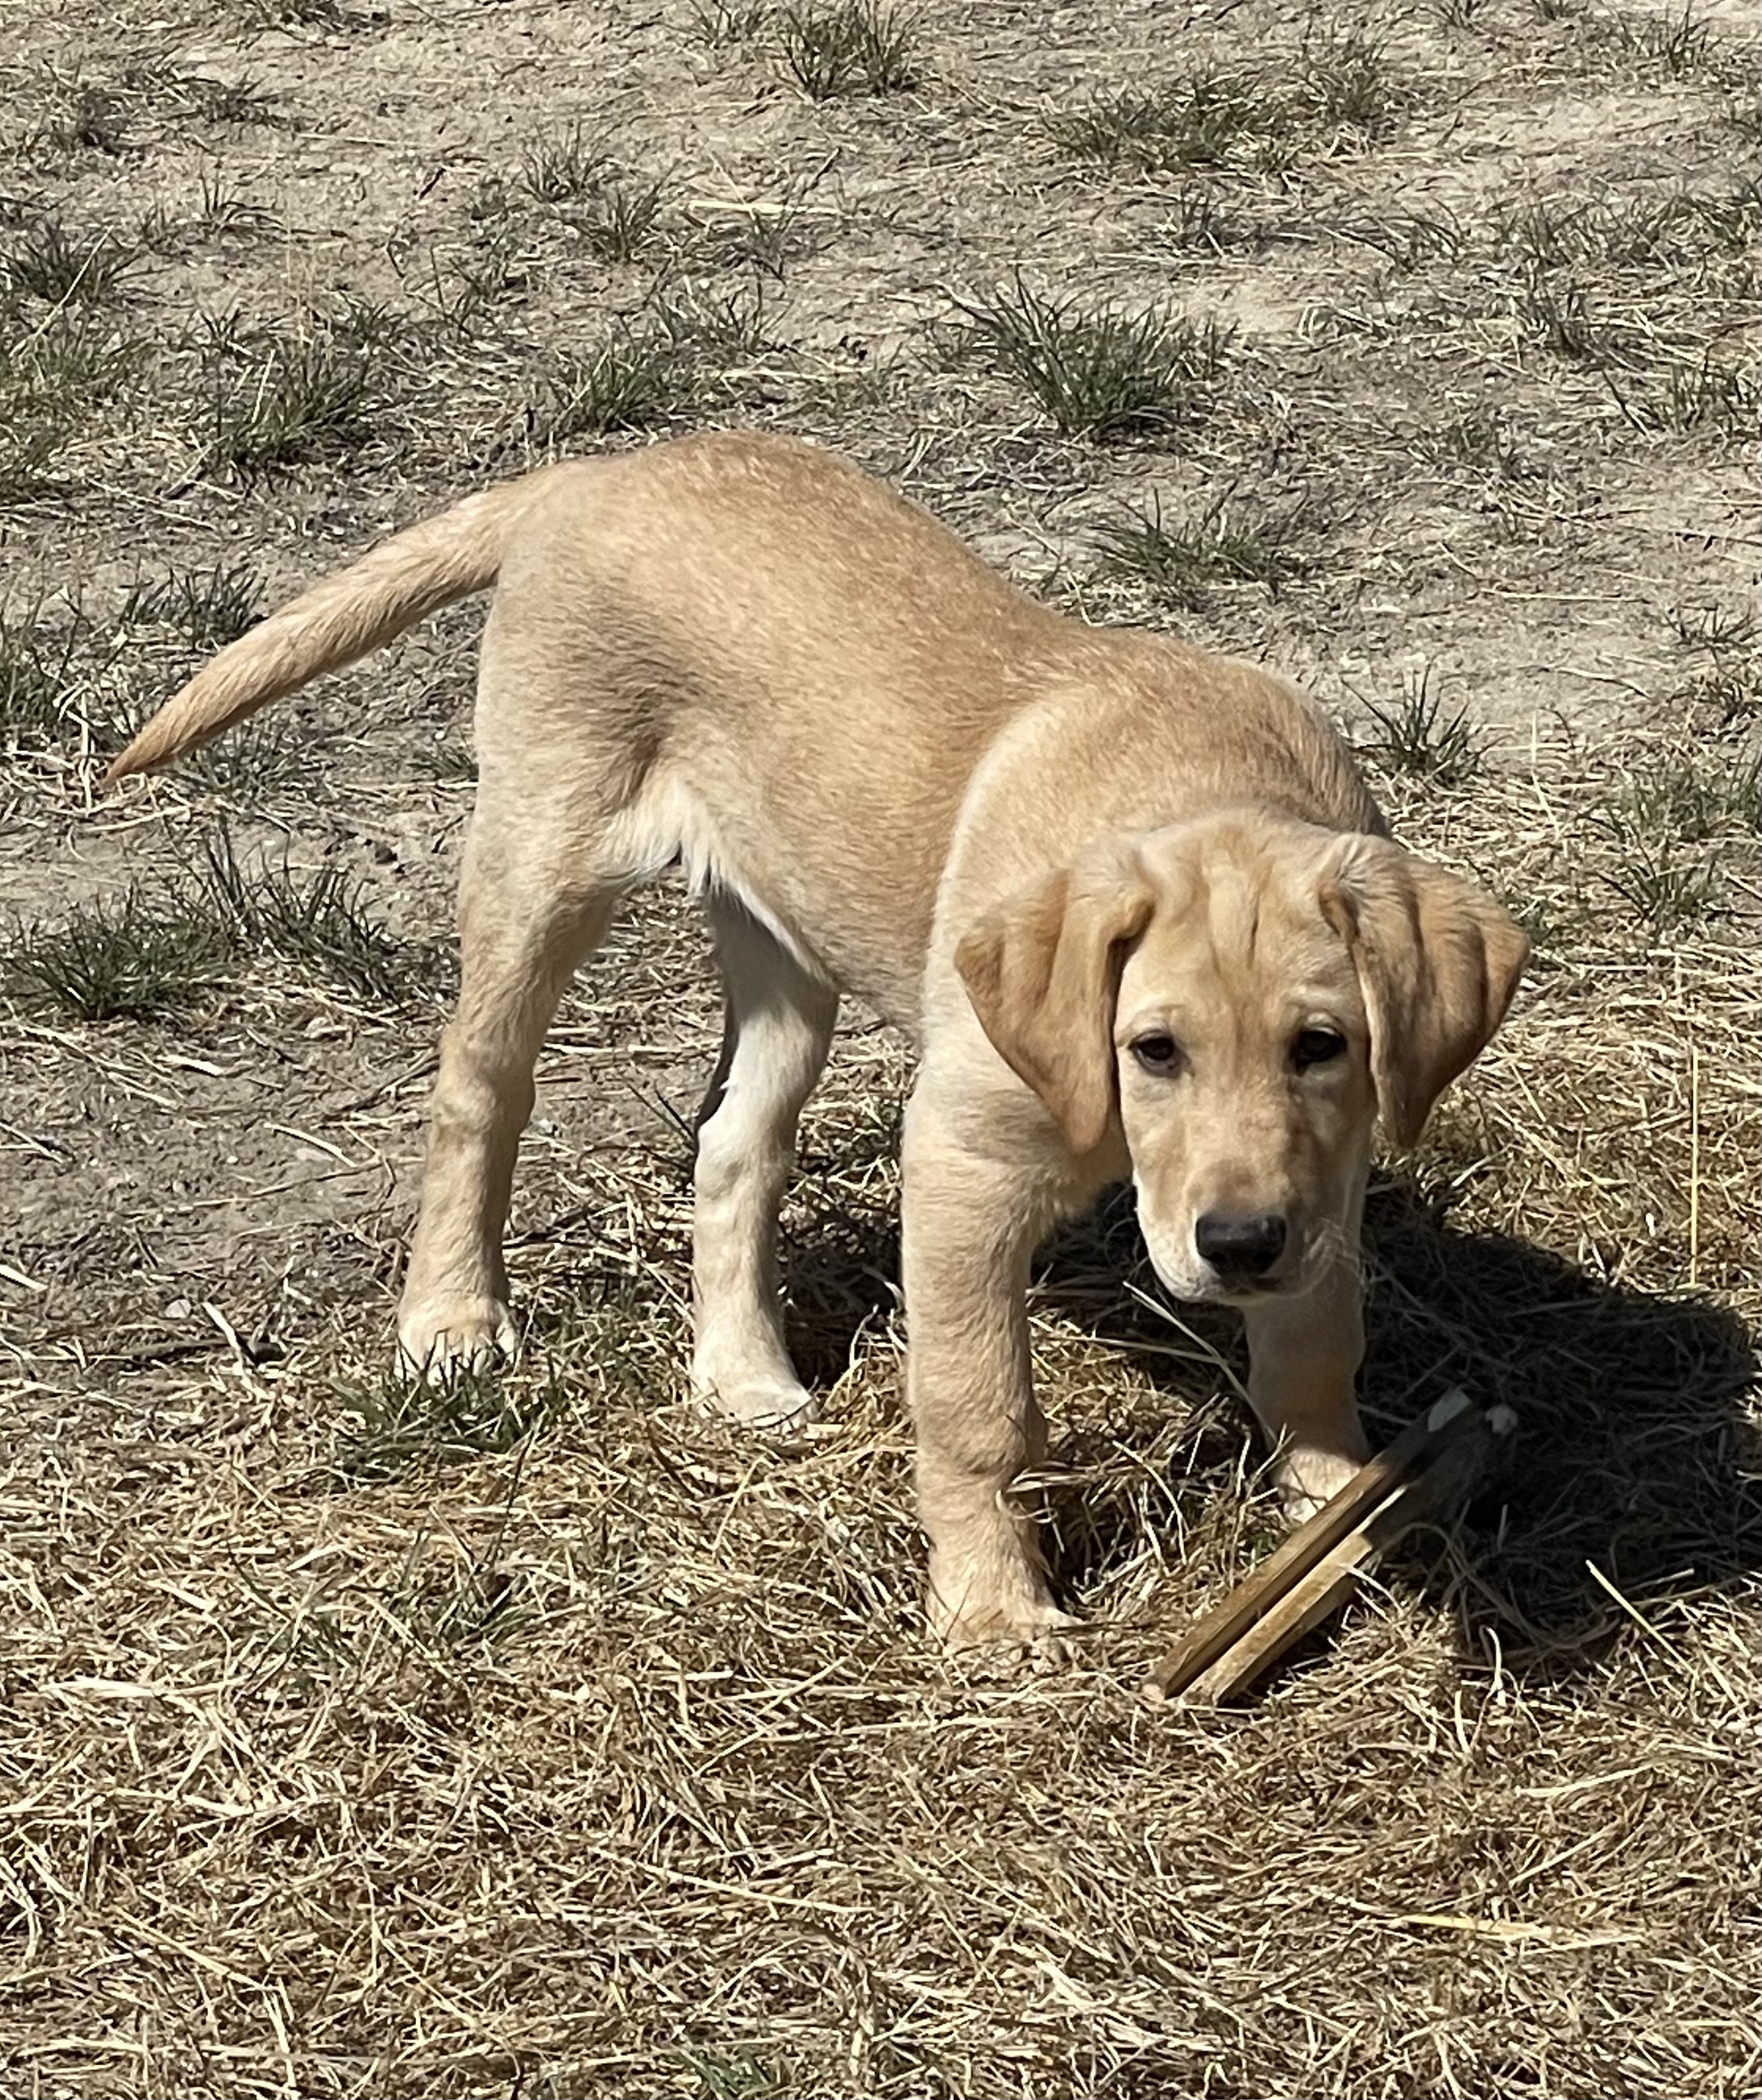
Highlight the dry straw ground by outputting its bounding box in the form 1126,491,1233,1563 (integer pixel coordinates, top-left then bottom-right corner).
1,1,1758,2094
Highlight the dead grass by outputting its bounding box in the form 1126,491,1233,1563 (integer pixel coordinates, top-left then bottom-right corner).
0,0,1757,2093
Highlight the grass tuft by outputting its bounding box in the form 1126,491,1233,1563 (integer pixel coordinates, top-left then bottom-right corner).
1049,37,1399,174
1294,31,1395,129
1361,672,1484,785
0,606,87,743
333,1360,569,1478
121,562,262,650
532,325,693,439
2,885,228,1020
690,0,774,40
1594,823,1719,935
1616,753,1760,844
195,314,389,476
3,825,444,1020
1606,1,1718,78
1047,74,1261,171
36,83,129,160
777,1,919,98
696,203,819,278
957,278,1232,439
181,715,327,800
568,175,666,263
242,0,366,27
138,174,282,254
530,286,766,440
191,826,443,1003
519,126,611,205
1092,493,1312,608
4,220,133,305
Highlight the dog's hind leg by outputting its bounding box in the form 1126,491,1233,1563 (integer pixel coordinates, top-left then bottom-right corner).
398,797,621,1376
689,896,838,1428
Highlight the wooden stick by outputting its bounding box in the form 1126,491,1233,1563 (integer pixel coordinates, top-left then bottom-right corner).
1144,1391,1504,1707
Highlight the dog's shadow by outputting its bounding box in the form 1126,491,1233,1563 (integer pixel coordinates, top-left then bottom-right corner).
783,1174,1760,1676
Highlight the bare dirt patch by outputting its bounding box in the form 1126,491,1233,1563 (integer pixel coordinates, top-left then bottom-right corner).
2,2,1757,2094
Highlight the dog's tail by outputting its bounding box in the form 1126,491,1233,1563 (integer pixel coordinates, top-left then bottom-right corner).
102,466,566,787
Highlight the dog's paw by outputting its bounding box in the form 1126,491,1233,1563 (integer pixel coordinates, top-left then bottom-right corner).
1272,1445,1365,1525
691,1368,822,1431
397,1296,517,1380
928,1560,1078,1663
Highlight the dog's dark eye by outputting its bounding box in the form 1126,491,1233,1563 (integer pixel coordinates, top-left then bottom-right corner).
1293,1028,1347,1071
1132,1033,1182,1074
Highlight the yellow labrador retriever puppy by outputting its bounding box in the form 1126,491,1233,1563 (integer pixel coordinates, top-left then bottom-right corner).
105,431,1527,1651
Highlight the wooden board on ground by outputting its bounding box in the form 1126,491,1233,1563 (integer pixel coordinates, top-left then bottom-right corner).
1144,1391,1513,1708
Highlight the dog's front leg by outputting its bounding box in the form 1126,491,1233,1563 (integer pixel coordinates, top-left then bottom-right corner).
1240,1249,1370,1521
901,1090,1075,1652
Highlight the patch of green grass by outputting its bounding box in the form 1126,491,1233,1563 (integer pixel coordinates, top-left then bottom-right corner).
1605,1,1718,78
956,278,1232,439
1616,755,1760,842
1340,207,1467,270
4,823,444,1022
180,716,327,801
195,315,388,476
651,281,766,361
333,1359,567,1478
1048,37,1398,175
191,826,440,1003
121,562,262,650
1091,493,1312,608
691,0,774,42
1153,185,1250,252
433,223,539,325
530,284,769,439
681,2047,802,2100
1668,604,1756,655
1046,74,1263,171
122,62,282,128
777,1,919,98
0,306,144,502
1361,674,1484,786
0,607,88,743
1685,658,1758,728
3,886,229,1021
0,423,63,503
533,324,694,439
1294,30,1396,129
506,137,669,266
1516,269,1606,363
697,204,819,278
568,175,666,263
1726,90,1762,144
1424,404,1531,480
3,220,134,305
520,125,611,205
242,0,366,27
329,294,416,352
396,1554,536,1661
1495,184,1760,269
138,173,283,254
29,80,129,163
1649,356,1758,435
251,1478,542,1695
1595,824,1719,935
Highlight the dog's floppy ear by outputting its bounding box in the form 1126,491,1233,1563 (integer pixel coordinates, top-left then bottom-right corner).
955,848,1153,1155
1321,835,1529,1149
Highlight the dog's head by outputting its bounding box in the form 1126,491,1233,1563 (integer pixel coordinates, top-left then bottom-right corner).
954,812,1528,1305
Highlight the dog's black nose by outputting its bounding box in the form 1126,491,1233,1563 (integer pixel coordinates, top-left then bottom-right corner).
1194,1210,1288,1280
